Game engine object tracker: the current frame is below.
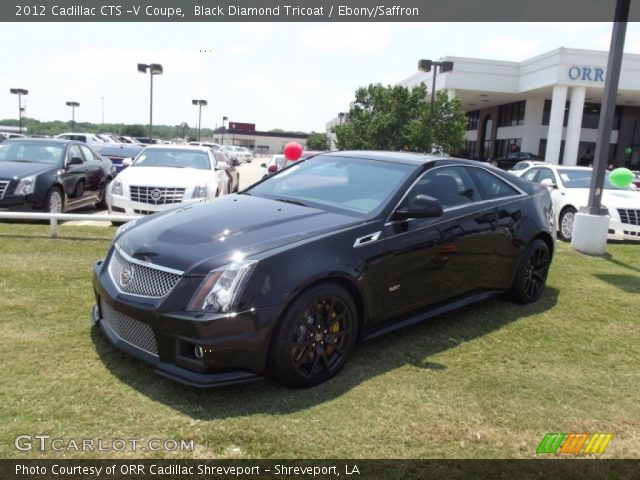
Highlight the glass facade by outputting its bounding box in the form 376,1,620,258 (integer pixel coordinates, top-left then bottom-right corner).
498,101,526,127
466,110,479,131
495,138,522,158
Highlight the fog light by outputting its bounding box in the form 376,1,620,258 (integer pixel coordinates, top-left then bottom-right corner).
194,345,204,359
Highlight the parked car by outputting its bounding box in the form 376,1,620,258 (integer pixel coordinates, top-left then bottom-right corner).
1,132,26,141
213,150,239,193
0,138,112,213
92,151,555,388
56,132,105,146
520,164,640,241
236,146,253,163
492,152,542,170
189,141,222,151
261,154,287,179
106,145,231,216
510,160,546,176
95,143,144,175
222,145,241,164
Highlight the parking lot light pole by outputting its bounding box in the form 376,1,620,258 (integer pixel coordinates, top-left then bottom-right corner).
417,59,454,147
192,99,208,142
221,116,228,145
65,101,80,130
137,63,163,143
10,88,28,133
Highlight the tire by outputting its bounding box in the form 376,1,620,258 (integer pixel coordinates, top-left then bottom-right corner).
234,175,240,193
96,178,110,209
73,179,85,198
558,206,577,242
507,239,551,304
45,187,64,213
267,283,358,388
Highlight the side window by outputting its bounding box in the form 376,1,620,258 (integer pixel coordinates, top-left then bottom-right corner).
66,144,83,163
407,166,480,209
79,145,98,162
522,168,539,182
467,167,520,200
535,168,556,184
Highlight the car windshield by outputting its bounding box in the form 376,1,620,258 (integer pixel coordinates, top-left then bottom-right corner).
0,142,64,164
511,161,530,171
248,155,414,216
133,149,210,169
557,168,630,190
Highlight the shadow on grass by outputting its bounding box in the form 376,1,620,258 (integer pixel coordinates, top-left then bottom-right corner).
593,274,640,294
602,252,640,273
91,287,559,420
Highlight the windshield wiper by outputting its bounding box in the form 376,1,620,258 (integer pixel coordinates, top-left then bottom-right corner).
274,198,307,207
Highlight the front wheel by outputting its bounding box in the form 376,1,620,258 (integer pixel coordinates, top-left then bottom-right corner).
96,178,110,209
45,187,64,213
559,206,577,242
508,239,551,304
268,283,358,388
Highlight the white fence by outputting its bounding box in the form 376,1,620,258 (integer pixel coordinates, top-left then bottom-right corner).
0,212,138,238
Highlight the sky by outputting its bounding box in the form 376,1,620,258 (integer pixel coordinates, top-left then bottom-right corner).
2,22,640,133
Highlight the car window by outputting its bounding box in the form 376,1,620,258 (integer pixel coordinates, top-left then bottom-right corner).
522,168,539,182
66,144,84,163
511,161,529,171
467,167,520,200
79,145,99,162
0,142,63,164
535,168,556,184
407,166,479,209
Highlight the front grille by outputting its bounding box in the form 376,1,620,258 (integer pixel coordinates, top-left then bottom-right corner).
133,209,156,215
624,230,640,237
108,246,182,298
130,185,185,205
0,180,9,199
100,299,158,356
618,209,640,226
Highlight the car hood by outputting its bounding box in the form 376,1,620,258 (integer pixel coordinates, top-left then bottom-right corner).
0,161,56,178
117,166,213,186
116,194,363,275
564,188,639,209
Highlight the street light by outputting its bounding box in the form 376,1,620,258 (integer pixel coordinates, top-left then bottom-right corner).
66,101,80,130
221,116,228,145
417,59,454,146
192,99,208,142
137,63,163,143
338,112,345,126
10,88,28,133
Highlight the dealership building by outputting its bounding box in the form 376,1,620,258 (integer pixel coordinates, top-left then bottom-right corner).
328,48,640,169
211,121,308,154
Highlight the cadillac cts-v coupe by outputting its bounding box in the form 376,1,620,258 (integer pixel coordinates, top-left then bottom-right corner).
92,151,555,388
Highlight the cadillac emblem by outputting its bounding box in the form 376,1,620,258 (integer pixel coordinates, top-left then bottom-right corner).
150,189,162,201
120,265,135,287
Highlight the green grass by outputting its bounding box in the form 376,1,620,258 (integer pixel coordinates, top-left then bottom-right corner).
0,223,638,459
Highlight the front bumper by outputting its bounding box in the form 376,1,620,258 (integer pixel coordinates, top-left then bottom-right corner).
608,218,640,242
107,194,205,216
92,258,279,388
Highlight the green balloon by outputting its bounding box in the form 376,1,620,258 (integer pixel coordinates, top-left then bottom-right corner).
625,147,633,155
609,167,634,188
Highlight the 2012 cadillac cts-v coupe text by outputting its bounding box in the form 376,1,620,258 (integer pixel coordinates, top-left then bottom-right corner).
92,151,555,388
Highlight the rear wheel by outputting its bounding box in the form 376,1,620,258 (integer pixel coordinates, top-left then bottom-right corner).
268,283,358,388
96,178,110,209
508,239,551,304
45,187,64,213
559,206,577,242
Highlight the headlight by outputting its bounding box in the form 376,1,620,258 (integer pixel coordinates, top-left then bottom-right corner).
187,259,257,313
115,218,138,238
15,176,36,196
111,180,123,196
192,185,207,199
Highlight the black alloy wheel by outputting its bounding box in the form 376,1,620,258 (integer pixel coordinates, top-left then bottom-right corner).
269,284,358,387
508,239,550,304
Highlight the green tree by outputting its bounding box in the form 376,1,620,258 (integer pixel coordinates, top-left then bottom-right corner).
333,83,466,154
306,133,328,151
120,124,148,137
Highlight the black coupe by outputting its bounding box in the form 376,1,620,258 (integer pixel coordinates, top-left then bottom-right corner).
92,151,555,388
0,138,113,213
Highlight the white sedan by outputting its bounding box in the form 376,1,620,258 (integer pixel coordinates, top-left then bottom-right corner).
520,164,640,241
107,145,230,216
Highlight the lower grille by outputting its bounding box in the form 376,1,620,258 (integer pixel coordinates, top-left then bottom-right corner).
100,299,158,356
130,185,185,205
0,180,9,199
618,209,640,226
133,209,156,215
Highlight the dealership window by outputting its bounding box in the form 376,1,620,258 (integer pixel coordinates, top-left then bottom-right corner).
542,100,569,126
464,141,477,160
576,141,618,166
538,139,565,163
581,103,622,130
498,101,526,127
466,110,479,131
495,138,522,158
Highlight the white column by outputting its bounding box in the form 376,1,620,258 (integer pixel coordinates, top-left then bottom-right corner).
563,86,586,166
521,98,545,153
546,85,568,165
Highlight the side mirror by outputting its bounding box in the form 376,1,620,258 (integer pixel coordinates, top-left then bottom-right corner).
122,157,133,167
393,194,443,220
260,163,267,168
67,157,83,167
539,178,557,189
216,161,230,171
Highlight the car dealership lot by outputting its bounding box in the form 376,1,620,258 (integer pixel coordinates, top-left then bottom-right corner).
0,223,638,458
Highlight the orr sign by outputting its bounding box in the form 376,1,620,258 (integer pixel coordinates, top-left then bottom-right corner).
568,66,605,82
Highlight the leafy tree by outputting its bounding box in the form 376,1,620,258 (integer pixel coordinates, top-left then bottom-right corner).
332,83,466,154
306,133,328,151
120,124,148,137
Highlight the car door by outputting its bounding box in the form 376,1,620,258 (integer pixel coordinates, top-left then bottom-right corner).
523,167,563,220
62,143,87,199
380,165,499,321
79,144,104,195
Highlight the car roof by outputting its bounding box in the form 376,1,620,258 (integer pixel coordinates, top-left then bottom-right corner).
317,150,457,166
3,137,74,145
143,144,210,152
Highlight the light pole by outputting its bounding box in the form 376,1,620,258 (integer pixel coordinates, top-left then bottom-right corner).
137,63,163,143
338,112,345,126
10,88,28,133
66,101,80,130
101,96,105,124
221,116,228,145
417,59,454,146
192,99,207,142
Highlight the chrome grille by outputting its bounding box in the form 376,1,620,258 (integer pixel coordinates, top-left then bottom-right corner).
130,185,185,205
618,209,640,226
100,299,158,356
108,246,182,298
0,180,9,199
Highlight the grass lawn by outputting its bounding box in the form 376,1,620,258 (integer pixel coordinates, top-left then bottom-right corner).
0,223,638,459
